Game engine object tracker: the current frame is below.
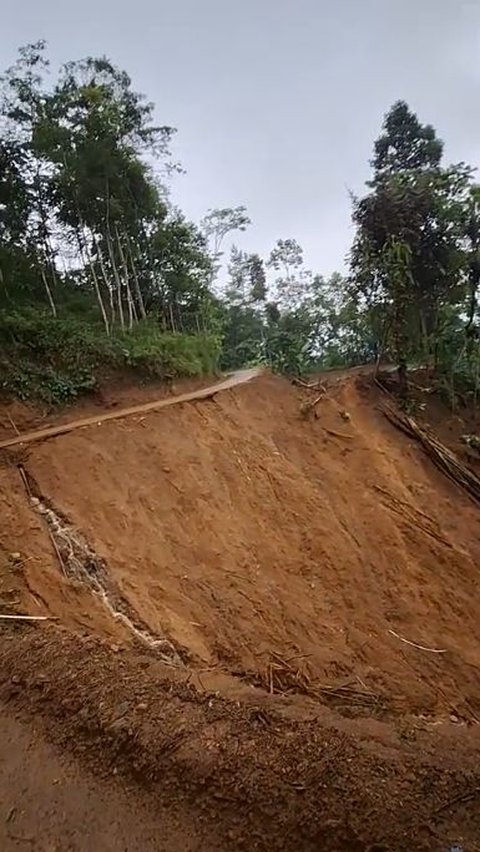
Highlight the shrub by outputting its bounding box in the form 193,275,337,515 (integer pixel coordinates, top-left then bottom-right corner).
0,309,220,404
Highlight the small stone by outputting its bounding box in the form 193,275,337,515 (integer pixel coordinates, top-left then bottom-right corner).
114,701,130,718
110,644,121,653
9,552,21,562
11,675,20,684
136,702,148,711
450,713,459,723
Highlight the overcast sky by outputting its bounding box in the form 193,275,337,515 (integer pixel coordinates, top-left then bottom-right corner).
2,0,480,276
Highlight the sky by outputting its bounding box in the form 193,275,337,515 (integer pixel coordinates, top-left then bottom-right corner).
2,0,480,277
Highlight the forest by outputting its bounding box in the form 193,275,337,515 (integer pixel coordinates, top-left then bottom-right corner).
1,42,480,405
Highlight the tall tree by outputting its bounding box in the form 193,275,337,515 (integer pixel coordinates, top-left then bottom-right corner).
350,101,471,389
267,238,311,308
201,206,251,284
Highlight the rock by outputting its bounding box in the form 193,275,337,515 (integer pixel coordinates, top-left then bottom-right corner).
114,701,130,718
9,552,22,562
136,702,148,711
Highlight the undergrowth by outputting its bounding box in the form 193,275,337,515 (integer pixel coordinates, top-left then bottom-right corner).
0,308,220,405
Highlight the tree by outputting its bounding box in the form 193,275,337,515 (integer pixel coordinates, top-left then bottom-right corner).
267,238,311,309
350,101,471,389
248,254,267,303
200,206,251,284
0,41,59,314
219,246,265,368
371,100,443,178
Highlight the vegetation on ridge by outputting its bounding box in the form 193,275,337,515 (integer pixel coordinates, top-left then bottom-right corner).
1,43,479,407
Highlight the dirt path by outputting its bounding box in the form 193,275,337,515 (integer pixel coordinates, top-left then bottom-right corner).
0,368,261,450
0,705,215,851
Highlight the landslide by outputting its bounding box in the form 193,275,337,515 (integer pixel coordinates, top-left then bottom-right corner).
2,369,480,718
2,368,480,849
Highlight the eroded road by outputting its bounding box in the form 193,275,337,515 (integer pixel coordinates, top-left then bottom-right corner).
0,368,262,450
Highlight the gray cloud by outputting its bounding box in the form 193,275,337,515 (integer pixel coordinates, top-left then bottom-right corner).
2,0,480,275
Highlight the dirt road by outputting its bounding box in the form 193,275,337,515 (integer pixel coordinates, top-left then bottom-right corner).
0,367,262,450
0,706,213,851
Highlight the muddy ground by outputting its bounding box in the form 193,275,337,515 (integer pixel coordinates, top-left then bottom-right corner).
1,369,480,849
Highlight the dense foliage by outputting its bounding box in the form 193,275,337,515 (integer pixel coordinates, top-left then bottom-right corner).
1,44,479,405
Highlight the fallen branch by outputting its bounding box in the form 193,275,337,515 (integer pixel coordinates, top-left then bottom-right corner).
383,403,480,505
388,628,447,654
433,786,480,815
292,378,326,391
7,413,20,435
323,428,354,440
0,613,53,621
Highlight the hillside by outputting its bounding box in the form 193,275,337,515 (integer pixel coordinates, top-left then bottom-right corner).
1,368,480,849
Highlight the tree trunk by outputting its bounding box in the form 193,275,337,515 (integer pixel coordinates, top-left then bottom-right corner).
126,239,147,320
168,301,176,332
115,227,137,330
40,267,57,318
87,248,109,335
93,234,115,327
393,301,408,398
106,231,125,331
76,228,109,335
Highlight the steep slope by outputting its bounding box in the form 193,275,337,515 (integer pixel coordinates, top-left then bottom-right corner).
3,370,480,719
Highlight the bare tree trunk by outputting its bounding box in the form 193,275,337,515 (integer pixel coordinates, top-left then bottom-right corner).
168,301,176,332
125,279,135,330
75,228,110,335
393,301,408,398
126,238,147,320
41,267,57,318
92,233,115,327
419,309,429,367
106,231,125,331
35,167,59,294
87,248,109,335
115,226,137,330
0,266,10,303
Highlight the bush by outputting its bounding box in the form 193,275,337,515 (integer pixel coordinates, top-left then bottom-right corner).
0,309,220,404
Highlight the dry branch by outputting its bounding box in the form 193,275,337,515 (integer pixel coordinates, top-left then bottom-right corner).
382,403,480,505
388,628,447,654
0,614,52,621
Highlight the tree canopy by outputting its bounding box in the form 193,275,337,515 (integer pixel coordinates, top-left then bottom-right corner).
1,45,480,407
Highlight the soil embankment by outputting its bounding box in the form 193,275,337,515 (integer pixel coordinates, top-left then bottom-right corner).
1,368,480,849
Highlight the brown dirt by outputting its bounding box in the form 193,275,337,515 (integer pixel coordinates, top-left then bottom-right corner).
0,703,210,851
0,370,219,443
1,367,480,849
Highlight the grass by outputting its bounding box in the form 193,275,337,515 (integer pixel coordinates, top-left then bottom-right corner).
0,308,221,405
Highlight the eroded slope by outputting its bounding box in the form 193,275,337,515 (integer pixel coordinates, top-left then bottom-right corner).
2,372,479,719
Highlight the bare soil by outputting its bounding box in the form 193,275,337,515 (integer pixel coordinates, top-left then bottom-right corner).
1,367,480,849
